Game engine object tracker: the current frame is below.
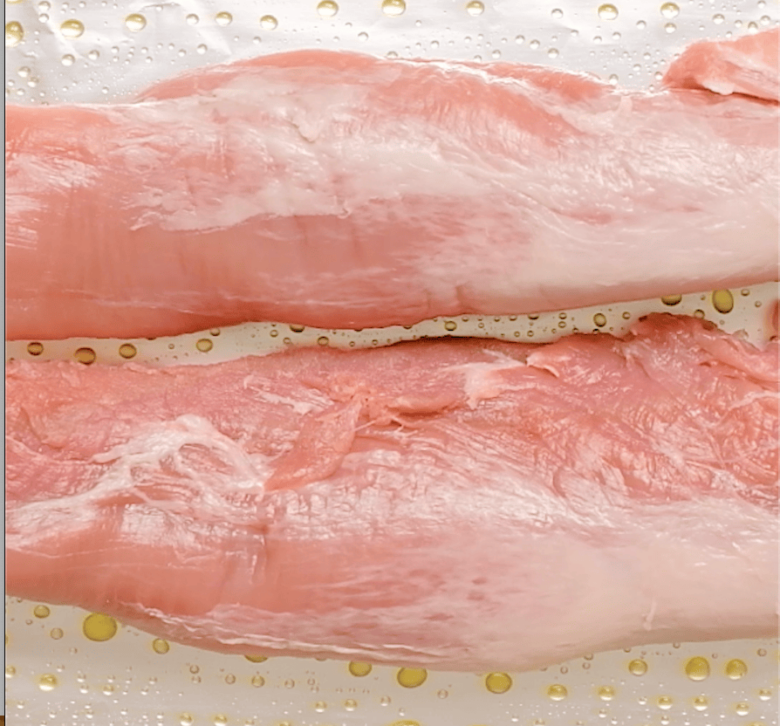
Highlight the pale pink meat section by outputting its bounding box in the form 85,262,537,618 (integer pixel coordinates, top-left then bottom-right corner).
6,315,778,671
5,31,779,340
664,27,780,101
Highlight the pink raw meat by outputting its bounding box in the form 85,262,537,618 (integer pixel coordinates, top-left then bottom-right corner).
664,27,780,101
6,315,778,671
6,30,779,341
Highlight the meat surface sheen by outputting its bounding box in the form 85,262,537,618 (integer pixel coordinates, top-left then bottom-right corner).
6,314,778,671
6,30,779,340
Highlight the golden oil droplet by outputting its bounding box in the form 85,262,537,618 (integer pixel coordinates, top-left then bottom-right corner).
593,313,607,327
82,612,118,642
180,715,194,726
196,338,213,352
317,0,339,17
152,638,170,654
50,627,64,640
33,605,51,618
343,698,357,710
213,715,228,725
251,674,265,687
693,309,705,319
313,701,327,712
444,320,457,331
725,658,747,679
5,21,24,47
598,3,618,20
348,662,372,677
74,347,97,365
546,683,568,701
692,695,708,711
685,656,710,681
38,673,58,691
622,311,631,320
27,341,44,356
289,323,305,333
712,289,734,314
6,666,16,678
628,659,647,676
597,685,615,701
758,688,772,700
661,294,682,306
657,695,673,710
317,336,329,346
660,2,679,18
60,18,85,37
225,673,236,684
125,13,146,31
485,672,513,694
215,11,232,25
466,0,484,15
245,654,267,663
396,667,427,688
381,0,406,16
119,343,137,359
186,13,199,24
735,702,750,716
260,14,278,29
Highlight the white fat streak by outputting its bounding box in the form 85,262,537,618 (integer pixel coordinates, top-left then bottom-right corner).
8,415,269,549
704,79,737,96
7,155,102,250
92,413,265,489
443,349,527,409
118,73,506,235
241,374,322,415
142,603,450,661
